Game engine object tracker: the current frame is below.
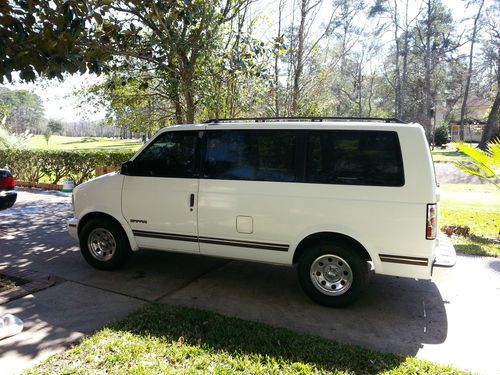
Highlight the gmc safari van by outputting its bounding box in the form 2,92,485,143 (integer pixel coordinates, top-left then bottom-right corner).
68,117,456,307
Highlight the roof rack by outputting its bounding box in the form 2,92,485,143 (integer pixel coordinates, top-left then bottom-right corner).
204,116,405,124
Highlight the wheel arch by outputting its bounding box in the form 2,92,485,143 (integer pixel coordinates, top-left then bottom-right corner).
292,232,372,265
77,211,138,251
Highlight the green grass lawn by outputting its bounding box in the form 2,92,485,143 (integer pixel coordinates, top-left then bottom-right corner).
440,183,500,256
26,303,464,375
431,143,471,163
27,135,143,151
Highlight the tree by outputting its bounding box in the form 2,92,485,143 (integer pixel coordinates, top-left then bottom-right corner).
0,87,45,133
1,1,250,125
479,51,499,148
459,0,485,141
43,131,51,146
478,3,500,149
404,0,458,140
272,0,286,117
291,0,322,114
369,0,419,120
85,77,171,138
328,0,365,116
197,9,271,120
0,1,111,82
47,119,63,135
95,0,250,124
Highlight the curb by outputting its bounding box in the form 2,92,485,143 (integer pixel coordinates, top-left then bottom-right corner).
16,181,63,191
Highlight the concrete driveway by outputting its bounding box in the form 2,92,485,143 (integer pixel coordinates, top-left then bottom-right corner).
0,189,499,374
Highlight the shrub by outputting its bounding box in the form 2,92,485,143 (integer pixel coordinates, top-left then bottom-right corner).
0,149,134,185
434,124,450,146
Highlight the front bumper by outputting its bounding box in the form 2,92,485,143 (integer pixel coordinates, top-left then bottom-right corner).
0,191,17,210
67,217,78,240
433,233,457,268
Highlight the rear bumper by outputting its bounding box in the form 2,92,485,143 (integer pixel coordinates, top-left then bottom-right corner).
0,191,17,210
67,217,78,240
433,233,457,268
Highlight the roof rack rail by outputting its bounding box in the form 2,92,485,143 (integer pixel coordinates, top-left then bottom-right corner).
204,116,405,124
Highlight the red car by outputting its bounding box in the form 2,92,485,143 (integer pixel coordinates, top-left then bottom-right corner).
0,169,17,210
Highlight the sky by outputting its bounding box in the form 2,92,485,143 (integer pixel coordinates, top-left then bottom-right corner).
1,0,489,123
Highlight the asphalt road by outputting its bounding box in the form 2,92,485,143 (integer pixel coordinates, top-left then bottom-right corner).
0,189,499,374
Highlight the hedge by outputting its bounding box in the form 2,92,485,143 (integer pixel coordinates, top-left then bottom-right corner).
0,149,135,185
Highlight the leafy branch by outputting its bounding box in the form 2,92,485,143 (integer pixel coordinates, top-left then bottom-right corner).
454,139,500,189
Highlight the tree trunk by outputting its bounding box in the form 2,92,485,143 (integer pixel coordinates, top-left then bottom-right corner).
274,0,284,117
173,95,184,125
292,0,307,115
459,0,484,141
423,0,433,141
479,49,500,149
400,1,410,121
356,61,362,116
182,60,195,124
184,91,195,124
401,33,409,121
393,0,401,118
366,74,374,116
479,89,500,149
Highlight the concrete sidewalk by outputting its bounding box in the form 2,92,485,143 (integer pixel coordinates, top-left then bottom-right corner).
1,189,499,374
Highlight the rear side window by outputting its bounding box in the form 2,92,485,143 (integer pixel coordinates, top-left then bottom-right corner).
204,130,297,182
306,131,404,186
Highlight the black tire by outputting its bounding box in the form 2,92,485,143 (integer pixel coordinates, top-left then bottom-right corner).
298,241,368,307
79,218,132,270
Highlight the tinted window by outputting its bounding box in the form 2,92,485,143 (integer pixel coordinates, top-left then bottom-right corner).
306,131,404,186
204,130,297,182
135,131,198,178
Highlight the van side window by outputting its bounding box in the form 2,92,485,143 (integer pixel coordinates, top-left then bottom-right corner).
306,131,404,186
204,130,297,182
135,131,198,178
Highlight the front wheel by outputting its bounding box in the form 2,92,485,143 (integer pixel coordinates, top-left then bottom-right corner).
298,241,368,307
79,218,132,270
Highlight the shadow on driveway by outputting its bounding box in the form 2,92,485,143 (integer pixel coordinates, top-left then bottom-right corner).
0,189,452,372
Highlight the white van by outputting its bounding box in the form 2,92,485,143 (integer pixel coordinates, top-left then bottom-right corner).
68,117,456,307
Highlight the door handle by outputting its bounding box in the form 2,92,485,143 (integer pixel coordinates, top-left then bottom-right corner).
189,193,195,209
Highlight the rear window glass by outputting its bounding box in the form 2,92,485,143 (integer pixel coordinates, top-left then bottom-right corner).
306,130,404,186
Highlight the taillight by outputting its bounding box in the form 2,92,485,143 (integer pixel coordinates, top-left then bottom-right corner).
0,176,15,189
426,203,437,240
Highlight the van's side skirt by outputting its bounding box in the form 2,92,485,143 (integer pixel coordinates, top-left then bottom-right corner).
132,230,289,252
379,254,428,266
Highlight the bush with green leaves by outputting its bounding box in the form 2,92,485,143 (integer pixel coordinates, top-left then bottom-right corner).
434,124,450,146
0,149,134,185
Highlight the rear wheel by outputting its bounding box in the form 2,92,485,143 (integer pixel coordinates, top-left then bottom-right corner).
79,218,132,270
298,241,368,307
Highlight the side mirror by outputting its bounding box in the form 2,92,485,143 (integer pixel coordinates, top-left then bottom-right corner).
121,161,136,176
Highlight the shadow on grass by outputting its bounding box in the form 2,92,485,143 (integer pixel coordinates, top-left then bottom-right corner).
94,144,141,150
454,235,499,257
435,150,465,157
455,243,490,256
107,303,424,374
61,137,98,145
